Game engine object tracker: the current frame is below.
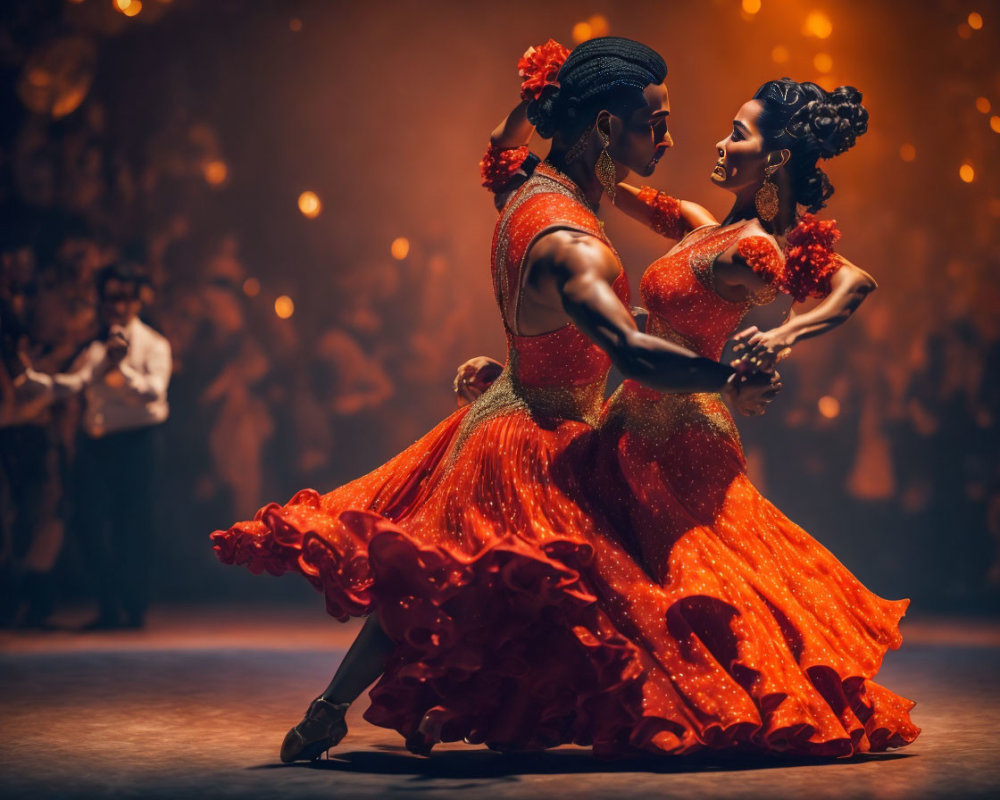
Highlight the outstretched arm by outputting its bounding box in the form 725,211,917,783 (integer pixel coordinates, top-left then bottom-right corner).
733,255,876,369
524,230,781,413
613,183,717,239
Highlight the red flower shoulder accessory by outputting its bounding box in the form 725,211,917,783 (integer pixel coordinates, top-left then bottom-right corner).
781,214,841,301
480,143,531,192
518,39,570,103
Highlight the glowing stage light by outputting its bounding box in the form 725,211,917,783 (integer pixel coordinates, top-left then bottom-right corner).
968,12,983,30
289,18,302,32
990,115,1000,133
813,52,833,73
242,278,261,297
899,143,916,162
976,96,991,113
115,0,143,17
742,0,762,15
390,237,410,260
298,191,322,218
203,160,227,185
588,15,610,37
771,45,790,63
803,10,833,38
572,22,593,43
274,295,295,319
818,396,840,419
959,163,975,183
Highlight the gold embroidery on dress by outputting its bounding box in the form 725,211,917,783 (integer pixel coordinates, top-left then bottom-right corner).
448,348,605,466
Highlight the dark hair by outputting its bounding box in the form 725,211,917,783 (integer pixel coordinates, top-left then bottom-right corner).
96,261,150,299
753,79,868,212
527,37,667,141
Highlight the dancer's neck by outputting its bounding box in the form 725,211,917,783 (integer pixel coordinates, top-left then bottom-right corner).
546,148,605,211
723,173,797,238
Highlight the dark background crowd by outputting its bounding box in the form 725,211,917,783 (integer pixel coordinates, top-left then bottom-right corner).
1,0,998,626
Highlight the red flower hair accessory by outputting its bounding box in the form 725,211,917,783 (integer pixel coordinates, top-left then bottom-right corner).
518,39,571,103
781,213,841,301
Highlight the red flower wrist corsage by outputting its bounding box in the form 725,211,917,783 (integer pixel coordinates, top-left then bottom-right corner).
480,143,530,192
637,186,686,239
518,39,570,103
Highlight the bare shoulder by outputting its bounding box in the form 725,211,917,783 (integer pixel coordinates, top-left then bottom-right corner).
527,229,620,285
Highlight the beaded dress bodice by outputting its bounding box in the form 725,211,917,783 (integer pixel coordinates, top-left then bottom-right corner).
640,222,774,362
484,163,629,425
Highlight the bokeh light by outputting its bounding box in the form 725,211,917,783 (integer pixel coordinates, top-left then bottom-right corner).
803,10,833,39
957,23,972,38
959,163,975,183
968,12,984,30
976,96,992,114
203,160,227,185
115,0,143,17
899,143,916,162
242,277,260,297
390,237,410,260
571,21,593,44
813,52,833,73
742,0,762,15
818,396,840,419
274,295,294,319
588,15,610,37
289,18,303,32
297,191,321,218
990,115,1000,133
771,45,790,63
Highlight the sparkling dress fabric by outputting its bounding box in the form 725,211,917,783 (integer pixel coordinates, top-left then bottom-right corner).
597,221,920,755
213,164,663,753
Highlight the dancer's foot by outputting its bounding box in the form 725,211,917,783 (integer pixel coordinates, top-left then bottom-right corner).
280,698,350,763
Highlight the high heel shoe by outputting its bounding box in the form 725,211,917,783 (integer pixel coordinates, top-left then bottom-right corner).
279,697,350,763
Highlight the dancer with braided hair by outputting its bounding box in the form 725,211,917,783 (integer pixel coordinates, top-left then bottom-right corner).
211,37,778,761
470,67,919,754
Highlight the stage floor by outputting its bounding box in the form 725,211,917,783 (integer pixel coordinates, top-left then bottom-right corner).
2,606,999,799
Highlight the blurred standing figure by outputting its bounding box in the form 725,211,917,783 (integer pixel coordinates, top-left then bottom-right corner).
19,263,171,629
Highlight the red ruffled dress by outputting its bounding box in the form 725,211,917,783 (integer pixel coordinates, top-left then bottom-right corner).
213,164,655,752
597,219,920,755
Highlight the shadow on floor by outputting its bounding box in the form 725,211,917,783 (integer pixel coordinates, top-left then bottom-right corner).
254,748,913,779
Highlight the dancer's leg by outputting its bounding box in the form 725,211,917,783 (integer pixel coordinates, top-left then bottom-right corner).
319,613,394,703
280,613,394,762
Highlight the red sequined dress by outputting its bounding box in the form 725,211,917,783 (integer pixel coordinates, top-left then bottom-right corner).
598,220,920,754
212,163,666,752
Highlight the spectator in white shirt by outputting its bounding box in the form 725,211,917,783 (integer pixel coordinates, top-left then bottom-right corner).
20,263,172,629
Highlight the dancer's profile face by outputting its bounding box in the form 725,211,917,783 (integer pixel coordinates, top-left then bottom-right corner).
609,81,673,178
711,99,770,193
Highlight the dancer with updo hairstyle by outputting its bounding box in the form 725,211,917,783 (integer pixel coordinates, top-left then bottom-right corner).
474,71,919,754
597,78,919,754
212,36,778,761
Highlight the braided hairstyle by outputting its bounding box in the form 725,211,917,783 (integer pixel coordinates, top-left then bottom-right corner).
753,79,868,212
526,37,667,143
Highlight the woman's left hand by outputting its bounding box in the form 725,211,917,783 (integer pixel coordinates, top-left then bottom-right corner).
731,325,795,372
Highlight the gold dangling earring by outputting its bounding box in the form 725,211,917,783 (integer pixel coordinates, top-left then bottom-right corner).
594,127,617,202
755,166,779,222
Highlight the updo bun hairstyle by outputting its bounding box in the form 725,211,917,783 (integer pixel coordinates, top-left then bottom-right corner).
526,37,667,145
753,79,869,212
